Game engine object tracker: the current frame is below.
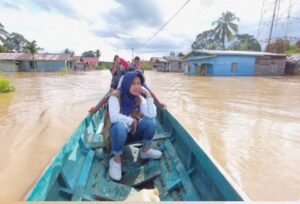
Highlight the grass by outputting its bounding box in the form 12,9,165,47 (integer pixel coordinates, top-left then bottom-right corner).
96,62,113,70
0,72,15,93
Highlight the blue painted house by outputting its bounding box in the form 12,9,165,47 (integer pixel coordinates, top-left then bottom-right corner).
182,50,286,76
0,53,72,72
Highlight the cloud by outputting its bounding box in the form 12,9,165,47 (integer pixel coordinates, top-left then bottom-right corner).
31,0,80,19
1,0,22,10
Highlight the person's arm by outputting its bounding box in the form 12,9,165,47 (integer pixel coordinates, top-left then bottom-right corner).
89,95,109,113
110,62,119,75
108,96,133,126
140,87,157,118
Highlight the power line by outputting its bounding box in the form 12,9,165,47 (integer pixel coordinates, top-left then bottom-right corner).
133,0,191,52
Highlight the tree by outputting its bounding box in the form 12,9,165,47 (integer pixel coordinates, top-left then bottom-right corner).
0,22,8,44
265,39,289,53
3,32,29,52
82,50,96,57
191,29,222,50
95,49,101,58
177,52,185,57
212,11,239,49
295,40,300,49
229,34,261,51
0,45,8,53
24,40,43,70
63,48,74,56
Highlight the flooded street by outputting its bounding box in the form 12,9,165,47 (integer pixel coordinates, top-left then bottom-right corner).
0,70,300,200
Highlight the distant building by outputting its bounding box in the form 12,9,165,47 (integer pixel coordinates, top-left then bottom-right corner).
285,53,300,75
150,57,168,71
182,50,286,76
163,56,183,72
0,53,72,72
81,57,99,70
150,56,183,72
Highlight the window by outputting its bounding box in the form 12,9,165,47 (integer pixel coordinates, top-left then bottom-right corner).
231,63,238,73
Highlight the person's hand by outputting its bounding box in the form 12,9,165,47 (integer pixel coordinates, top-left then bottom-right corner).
131,118,138,135
89,106,98,114
159,102,167,109
141,86,151,97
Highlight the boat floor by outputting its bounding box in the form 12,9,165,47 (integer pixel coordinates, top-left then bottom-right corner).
46,120,200,201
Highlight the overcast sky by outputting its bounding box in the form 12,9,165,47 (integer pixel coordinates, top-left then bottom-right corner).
0,0,299,61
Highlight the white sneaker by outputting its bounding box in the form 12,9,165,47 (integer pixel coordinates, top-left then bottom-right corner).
109,158,122,181
140,148,162,160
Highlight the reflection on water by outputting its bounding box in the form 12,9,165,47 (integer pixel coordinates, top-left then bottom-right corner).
0,71,299,200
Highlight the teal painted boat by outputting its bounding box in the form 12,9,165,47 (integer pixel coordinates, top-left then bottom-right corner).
26,101,248,201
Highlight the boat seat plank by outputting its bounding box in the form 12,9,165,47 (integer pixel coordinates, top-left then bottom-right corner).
121,160,161,187
71,150,95,201
164,139,200,200
93,164,137,201
60,143,86,191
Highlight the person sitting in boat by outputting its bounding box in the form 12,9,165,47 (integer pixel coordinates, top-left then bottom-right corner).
121,56,167,109
89,55,129,113
89,55,166,113
108,70,162,181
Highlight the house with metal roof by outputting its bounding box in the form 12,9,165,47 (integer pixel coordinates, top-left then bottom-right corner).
0,53,72,72
150,56,183,72
285,53,300,75
182,50,286,76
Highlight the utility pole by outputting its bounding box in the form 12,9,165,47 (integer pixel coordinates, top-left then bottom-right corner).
131,48,134,62
267,0,279,47
285,0,293,40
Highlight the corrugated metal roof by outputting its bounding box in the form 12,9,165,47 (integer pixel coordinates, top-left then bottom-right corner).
0,53,71,61
184,50,286,59
81,57,99,64
287,53,300,63
163,56,180,61
150,57,168,63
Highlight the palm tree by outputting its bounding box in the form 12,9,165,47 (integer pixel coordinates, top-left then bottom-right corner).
212,11,239,50
0,22,8,44
95,49,101,58
24,40,43,70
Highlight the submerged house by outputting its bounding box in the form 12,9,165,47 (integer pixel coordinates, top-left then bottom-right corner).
150,57,168,71
285,53,300,75
164,56,183,72
0,53,72,72
183,50,286,76
150,56,183,72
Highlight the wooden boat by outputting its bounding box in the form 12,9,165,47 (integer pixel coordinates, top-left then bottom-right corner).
26,103,248,201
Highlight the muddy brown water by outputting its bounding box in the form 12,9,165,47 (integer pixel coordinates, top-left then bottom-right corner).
0,71,299,200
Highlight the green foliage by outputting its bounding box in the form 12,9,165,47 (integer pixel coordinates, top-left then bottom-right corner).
0,22,8,44
3,32,29,52
265,39,289,53
0,72,15,93
212,11,240,49
0,45,8,52
191,29,222,50
96,61,112,70
177,52,185,58
285,45,300,55
82,50,96,57
142,61,150,70
229,34,261,51
24,40,43,55
63,48,74,55
95,49,101,58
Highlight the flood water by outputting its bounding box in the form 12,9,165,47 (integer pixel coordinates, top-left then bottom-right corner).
0,70,299,201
